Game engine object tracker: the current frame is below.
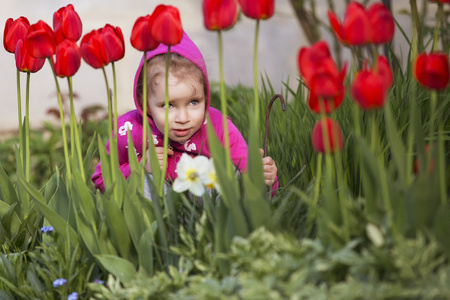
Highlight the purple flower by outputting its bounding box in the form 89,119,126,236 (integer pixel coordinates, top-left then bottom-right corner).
93,279,104,284
52,278,67,287
67,292,78,300
40,226,54,235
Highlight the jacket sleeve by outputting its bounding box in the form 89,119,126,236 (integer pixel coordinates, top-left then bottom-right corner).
91,113,143,192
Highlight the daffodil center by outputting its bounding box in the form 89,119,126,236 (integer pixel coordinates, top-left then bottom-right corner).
186,169,198,181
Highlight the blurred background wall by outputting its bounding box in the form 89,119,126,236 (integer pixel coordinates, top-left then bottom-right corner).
0,0,416,134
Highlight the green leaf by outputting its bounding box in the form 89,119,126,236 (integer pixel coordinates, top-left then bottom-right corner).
242,174,273,231
95,254,137,284
0,165,18,206
0,202,21,239
138,230,154,275
384,104,407,186
18,175,79,245
103,196,133,263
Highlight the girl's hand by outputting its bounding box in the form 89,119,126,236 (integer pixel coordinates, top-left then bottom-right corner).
144,147,174,173
259,148,277,186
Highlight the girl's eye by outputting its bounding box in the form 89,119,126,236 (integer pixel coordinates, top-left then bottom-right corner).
162,103,173,108
190,100,199,105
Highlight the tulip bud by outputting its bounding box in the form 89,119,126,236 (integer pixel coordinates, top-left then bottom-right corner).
15,39,45,73
150,5,183,46
130,15,159,52
25,20,57,59
4,17,30,53
54,39,81,77
203,0,238,31
238,0,274,20
414,52,450,90
53,4,83,44
312,118,344,153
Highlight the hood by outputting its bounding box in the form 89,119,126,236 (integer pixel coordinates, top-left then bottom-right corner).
133,31,210,118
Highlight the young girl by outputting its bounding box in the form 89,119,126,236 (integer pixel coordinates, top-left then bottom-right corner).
91,31,278,194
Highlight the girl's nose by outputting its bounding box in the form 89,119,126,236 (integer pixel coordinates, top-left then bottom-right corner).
175,108,189,124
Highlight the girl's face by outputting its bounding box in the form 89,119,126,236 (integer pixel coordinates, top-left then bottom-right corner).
147,72,206,144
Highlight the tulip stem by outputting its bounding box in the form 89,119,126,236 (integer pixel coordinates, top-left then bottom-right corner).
16,69,24,174
142,52,148,191
68,77,85,182
49,58,71,182
218,30,233,177
253,19,261,130
160,46,171,197
112,62,119,142
25,72,30,182
427,90,438,172
432,3,443,51
437,123,446,206
102,67,116,190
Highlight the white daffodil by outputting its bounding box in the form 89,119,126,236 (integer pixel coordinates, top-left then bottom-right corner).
200,158,220,193
172,153,210,196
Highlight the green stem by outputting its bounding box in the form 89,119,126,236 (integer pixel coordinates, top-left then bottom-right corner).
253,19,261,129
218,30,233,177
68,77,85,181
112,62,119,141
160,46,171,197
429,90,437,139
437,122,446,206
25,72,30,182
370,111,377,154
410,0,419,60
308,152,323,235
102,67,116,189
406,0,420,184
102,67,113,143
48,58,71,181
112,62,120,202
142,52,148,191
16,69,24,172
432,3,443,51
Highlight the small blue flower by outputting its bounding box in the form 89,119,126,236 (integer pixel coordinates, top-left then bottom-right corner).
40,226,54,235
52,278,67,287
93,279,104,284
67,292,78,300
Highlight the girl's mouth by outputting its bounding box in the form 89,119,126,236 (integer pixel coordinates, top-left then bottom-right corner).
173,129,190,137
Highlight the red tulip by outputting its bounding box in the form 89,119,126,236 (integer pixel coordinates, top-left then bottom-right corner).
150,5,183,46
238,0,274,20
328,1,371,46
15,39,45,73
351,69,386,110
25,20,57,59
203,0,238,31
54,39,81,77
312,117,344,153
130,15,160,51
299,42,347,114
367,3,395,44
53,4,83,44
4,17,30,53
99,24,125,64
414,52,450,90
298,40,334,86
429,0,450,3
80,29,105,69
308,70,346,114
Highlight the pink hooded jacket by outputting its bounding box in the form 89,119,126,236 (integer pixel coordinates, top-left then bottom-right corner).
92,32,254,192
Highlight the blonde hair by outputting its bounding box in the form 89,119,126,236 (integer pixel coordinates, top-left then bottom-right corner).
136,53,207,114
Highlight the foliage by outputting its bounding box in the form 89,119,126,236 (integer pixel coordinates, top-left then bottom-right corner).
1,1,450,299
